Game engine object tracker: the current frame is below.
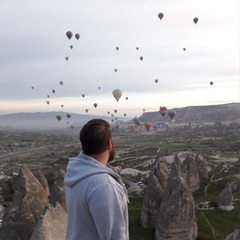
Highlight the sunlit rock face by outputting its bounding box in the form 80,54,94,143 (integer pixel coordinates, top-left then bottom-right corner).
155,162,197,240
195,154,208,182
36,169,50,198
181,154,200,192
30,203,67,240
141,161,169,228
218,182,234,211
224,228,240,240
0,165,49,240
49,169,66,211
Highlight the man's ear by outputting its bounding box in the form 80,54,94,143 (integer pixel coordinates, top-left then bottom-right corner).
107,140,112,150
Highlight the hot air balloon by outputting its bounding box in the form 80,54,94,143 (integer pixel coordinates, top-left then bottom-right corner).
133,117,140,127
98,87,101,90
112,89,122,102
31,86,34,89
160,106,168,116
136,47,139,50
52,90,55,94
152,125,158,132
114,109,117,113
168,109,176,120
145,122,151,131
67,114,71,118
126,97,128,100
65,57,69,61
116,47,119,51
193,17,199,24
70,45,73,49
56,115,62,121
82,94,85,98
93,103,97,108
47,95,50,98
59,81,63,86
158,13,164,20
70,125,74,129
124,113,127,117
140,56,143,61
107,111,110,115
111,119,114,123
46,101,50,105
61,105,64,108
85,109,89,113
155,79,158,83
75,33,80,40
143,109,145,112
111,114,114,117
183,48,186,51
66,31,73,40
210,81,214,86
114,69,118,73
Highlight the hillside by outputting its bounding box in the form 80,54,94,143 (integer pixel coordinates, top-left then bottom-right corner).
139,102,240,125
0,112,128,130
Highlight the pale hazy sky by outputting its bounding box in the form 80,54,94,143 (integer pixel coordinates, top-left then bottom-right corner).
0,0,239,118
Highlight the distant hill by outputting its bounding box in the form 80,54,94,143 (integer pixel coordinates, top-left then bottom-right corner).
0,112,129,130
139,102,240,125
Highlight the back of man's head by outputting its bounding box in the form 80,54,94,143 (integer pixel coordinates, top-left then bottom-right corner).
80,119,112,155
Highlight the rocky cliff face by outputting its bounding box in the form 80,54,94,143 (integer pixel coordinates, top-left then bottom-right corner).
0,165,49,240
181,154,200,192
0,165,67,240
155,162,197,240
218,182,234,211
30,203,67,240
141,161,170,228
224,228,240,240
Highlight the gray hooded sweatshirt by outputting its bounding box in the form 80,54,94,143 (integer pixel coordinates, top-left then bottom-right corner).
64,152,129,240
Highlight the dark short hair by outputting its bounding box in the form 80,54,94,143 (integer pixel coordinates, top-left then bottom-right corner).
80,119,112,155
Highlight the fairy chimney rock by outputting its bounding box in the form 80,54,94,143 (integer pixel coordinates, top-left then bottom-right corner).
155,162,197,240
218,182,234,211
0,165,49,240
141,161,170,228
195,154,208,182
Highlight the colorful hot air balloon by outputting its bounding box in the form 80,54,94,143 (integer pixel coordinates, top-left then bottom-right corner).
160,106,168,116
112,89,122,102
145,122,151,131
93,103,97,108
66,31,73,40
59,81,63,86
158,13,164,20
75,33,80,40
56,115,62,121
193,17,199,24
168,109,176,120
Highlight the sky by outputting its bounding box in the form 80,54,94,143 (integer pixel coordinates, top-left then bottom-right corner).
0,0,239,119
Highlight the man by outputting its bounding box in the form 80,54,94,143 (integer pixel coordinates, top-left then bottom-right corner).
64,119,129,240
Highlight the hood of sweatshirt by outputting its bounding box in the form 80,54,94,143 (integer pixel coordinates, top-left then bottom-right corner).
64,152,124,188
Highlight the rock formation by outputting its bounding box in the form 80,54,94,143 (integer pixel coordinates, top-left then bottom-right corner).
0,165,49,240
195,154,208,182
155,162,197,240
224,228,240,240
30,203,67,240
36,169,50,198
49,169,66,211
218,182,234,211
141,161,169,228
181,154,200,192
